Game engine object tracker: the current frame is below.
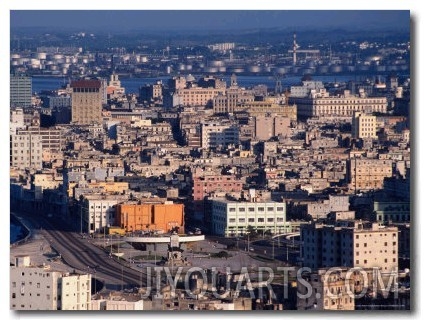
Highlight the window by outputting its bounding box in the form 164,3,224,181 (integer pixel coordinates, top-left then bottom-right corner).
267,207,274,211
248,218,255,223
258,218,264,223
229,208,236,212
229,218,235,223
248,207,255,212
12,282,16,288
258,207,264,212
364,243,367,247
239,218,245,223
267,218,274,222
364,260,367,264
276,207,284,211
239,207,245,212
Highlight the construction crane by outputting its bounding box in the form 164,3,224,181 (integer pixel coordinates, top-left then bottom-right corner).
288,33,320,66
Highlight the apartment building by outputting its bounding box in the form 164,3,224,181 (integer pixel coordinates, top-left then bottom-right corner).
297,268,355,310
17,126,65,162
201,122,239,149
10,131,43,170
352,112,377,139
10,256,91,310
348,158,393,192
210,199,288,236
255,115,291,140
300,221,398,273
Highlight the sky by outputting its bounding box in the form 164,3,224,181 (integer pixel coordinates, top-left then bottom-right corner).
10,10,410,32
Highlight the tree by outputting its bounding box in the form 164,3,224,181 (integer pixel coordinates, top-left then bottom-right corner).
246,225,259,239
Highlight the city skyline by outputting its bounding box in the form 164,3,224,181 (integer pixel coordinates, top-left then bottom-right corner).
6,5,417,314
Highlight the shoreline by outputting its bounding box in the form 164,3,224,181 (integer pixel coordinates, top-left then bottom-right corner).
10,213,31,247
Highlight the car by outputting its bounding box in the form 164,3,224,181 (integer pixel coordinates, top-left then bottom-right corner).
249,247,254,251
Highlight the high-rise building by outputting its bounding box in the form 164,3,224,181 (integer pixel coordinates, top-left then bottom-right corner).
71,79,102,124
10,74,32,108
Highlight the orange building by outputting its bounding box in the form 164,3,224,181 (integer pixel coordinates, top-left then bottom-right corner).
116,202,184,234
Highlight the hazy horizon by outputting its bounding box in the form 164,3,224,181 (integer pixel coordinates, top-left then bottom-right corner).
11,10,410,33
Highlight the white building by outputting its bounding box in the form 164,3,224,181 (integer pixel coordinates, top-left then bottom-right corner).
91,294,146,310
201,122,239,149
210,199,288,236
10,256,91,310
80,194,127,234
10,107,26,134
290,89,387,118
290,80,325,98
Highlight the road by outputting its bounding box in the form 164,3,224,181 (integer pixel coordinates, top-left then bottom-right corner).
14,212,150,291
206,235,300,264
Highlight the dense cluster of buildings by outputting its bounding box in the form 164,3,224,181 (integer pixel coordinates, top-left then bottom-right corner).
10,67,410,310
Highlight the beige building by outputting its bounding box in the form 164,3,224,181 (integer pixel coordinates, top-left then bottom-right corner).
213,87,255,114
10,131,43,170
297,268,355,310
255,115,291,140
10,256,91,310
290,89,387,118
348,158,393,191
175,87,226,107
352,111,377,139
71,79,103,124
237,101,297,121
107,73,125,99
301,221,398,273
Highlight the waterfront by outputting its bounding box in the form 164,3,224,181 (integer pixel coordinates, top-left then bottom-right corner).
10,215,28,244
32,74,362,95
